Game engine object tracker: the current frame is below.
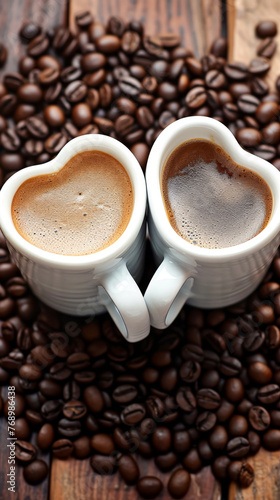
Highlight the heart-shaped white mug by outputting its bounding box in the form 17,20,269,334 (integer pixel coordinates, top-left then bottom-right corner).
144,116,280,329
0,134,150,343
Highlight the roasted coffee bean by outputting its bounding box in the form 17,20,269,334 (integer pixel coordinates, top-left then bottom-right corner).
256,20,277,38
182,448,203,472
180,360,201,382
19,363,42,381
107,16,126,37
248,405,270,431
258,383,280,404
0,153,24,172
236,127,262,147
20,23,41,42
185,86,207,108
224,378,245,403
63,400,87,420
118,75,142,97
224,62,247,80
52,438,73,458
81,53,106,72
14,418,30,440
72,103,92,127
257,37,277,58
113,427,132,451
58,418,81,438
121,403,146,425
145,395,165,418
137,476,163,499
248,361,272,384
262,121,280,144
227,437,250,459
154,452,178,472
89,433,115,455
239,463,255,488
176,388,196,412
212,455,231,480
27,33,49,56
266,325,280,349
218,356,242,376
41,400,63,421
17,83,43,104
228,415,248,436
1,128,21,151
0,94,17,117
83,386,104,413
64,80,87,102
196,411,216,432
23,459,49,484
151,426,172,453
90,454,116,475
262,429,280,451
15,440,36,463
118,454,140,484
249,58,270,75
112,384,138,403
197,388,221,410
4,73,25,91
210,37,227,57
96,35,121,53
167,469,191,499
209,425,228,451
73,435,91,459
251,77,269,96
37,423,55,450
45,132,67,154
237,94,260,114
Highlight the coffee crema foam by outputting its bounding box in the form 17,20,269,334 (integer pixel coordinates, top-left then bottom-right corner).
12,151,133,256
162,139,273,249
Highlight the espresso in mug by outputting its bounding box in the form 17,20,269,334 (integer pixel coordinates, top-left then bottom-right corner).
12,151,133,256
162,139,273,249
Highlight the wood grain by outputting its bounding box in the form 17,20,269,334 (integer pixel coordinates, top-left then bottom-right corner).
0,0,69,76
227,0,280,89
0,387,50,500
229,448,280,500
69,0,222,58
50,455,221,500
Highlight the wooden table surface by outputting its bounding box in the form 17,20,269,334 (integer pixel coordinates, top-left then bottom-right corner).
1,0,280,499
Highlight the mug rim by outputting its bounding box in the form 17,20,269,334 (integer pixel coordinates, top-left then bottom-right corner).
0,134,147,269
146,116,280,262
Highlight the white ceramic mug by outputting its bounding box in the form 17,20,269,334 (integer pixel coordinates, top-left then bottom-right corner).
0,134,150,343
144,116,280,329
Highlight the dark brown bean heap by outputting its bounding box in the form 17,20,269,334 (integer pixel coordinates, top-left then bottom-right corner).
1,12,280,500
0,16,280,178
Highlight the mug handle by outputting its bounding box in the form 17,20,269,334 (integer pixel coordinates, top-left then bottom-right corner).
98,261,150,343
144,256,194,329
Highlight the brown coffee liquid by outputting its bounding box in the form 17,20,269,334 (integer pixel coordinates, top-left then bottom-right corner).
12,151,133,256
162,139,273,249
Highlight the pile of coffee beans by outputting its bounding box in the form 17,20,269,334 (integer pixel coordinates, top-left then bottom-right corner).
2,238,280,496
1,12,280,499
0,16,280,186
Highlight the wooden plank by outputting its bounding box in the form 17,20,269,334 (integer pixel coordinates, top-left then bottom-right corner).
0,2,68,497
227,0,280,89
0,0,69,76
69,0,222,58
53,1,223,498
227,3,280,495
50,455,221,500
229,448,280,500
0,386,50,500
